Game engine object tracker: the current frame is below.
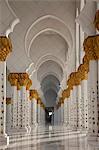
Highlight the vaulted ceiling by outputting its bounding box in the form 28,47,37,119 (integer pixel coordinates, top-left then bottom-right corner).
0,0,97,106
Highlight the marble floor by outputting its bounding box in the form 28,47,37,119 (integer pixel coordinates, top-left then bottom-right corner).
1,126,99,150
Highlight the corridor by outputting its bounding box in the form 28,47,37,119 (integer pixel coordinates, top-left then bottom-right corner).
0,0,99,149
1,125,99,150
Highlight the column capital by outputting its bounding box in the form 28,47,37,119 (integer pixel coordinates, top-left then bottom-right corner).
30,89,39,100
8,73,18,86
37,97,41,104
6,97,11,105
18,73,29,86
77,64,88,80
94,10,99,31
83,35,99,60
26,78,32,90
0,36,12,61
67,72,75,90
62,88,70,99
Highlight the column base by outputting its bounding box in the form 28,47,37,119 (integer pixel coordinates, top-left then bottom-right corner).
87,133,98,141
0,134,9,147
7,127,28,135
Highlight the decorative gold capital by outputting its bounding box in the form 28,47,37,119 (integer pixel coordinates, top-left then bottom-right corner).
30,89,39,100
62,87,70,99
94,10,99,31
0,36,12,61
8,73,18,86
83,35,99,60
26,78,32,90
77,64,88,80
40,102,44,109
6,97,11,105
37,97,41,104
67,72,76,90
18,73,29,86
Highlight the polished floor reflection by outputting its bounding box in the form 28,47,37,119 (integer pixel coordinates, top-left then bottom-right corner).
1,126,99,150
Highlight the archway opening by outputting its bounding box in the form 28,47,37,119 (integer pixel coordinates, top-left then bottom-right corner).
41,74,60,125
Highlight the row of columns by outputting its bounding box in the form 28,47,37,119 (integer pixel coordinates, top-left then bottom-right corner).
0,36,46,145
54,10,99,140
6,78,46,133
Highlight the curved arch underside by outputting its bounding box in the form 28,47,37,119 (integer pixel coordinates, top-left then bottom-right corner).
41,75,60,107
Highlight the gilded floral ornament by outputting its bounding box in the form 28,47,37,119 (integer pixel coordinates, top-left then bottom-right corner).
62,87,70,99
77,64,88,80
0,36,12,61
83,35,99,60
67,72,76,90
37,97,41,104
8,73,19,86
26,78,32,90
30,89,39,100
94,10,99,31
18,73,29,86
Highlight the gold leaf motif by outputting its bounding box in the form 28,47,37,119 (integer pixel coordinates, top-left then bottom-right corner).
18,73,29,86
8,73,18,86
26,78,32,90
0,36,12,61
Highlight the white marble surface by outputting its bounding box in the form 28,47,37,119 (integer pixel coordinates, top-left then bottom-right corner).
1,126,99,150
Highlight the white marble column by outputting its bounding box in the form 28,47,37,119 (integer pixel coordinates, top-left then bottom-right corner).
54,107,58,125
95,7,99,139
58,105,61,125
37,98,41,126
81,79,89,131
6,98,12,132
26,79,32,132
68,96,72,129
88,61,98,140
69,90,74,129
8,73,18,130
60,101,64,125
77,84,83,130
17,85,21,128
30,90,38,127
72,86,78,130
0,61,8,144
64,98,69,126
40,103,45,125
0,36,12,145
18,73,29,132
